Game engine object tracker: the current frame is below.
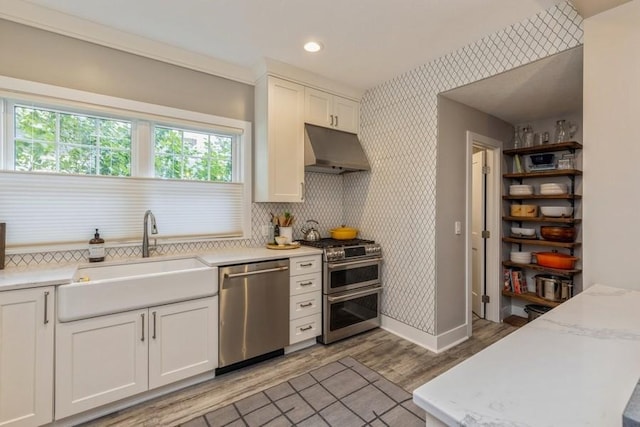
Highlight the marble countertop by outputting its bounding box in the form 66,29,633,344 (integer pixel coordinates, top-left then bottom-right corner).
0,245,322,291
413,284,640,426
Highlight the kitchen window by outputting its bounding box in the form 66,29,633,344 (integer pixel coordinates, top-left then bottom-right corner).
154,125,233,182
13,104,132,176
0,76,252,250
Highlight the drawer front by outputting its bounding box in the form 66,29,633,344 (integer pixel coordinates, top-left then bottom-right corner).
289,313,322,345
290,292,321,320
290,255,321,276
290,272,321,296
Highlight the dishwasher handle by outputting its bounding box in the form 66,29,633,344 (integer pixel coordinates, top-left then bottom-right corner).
224,266,289,279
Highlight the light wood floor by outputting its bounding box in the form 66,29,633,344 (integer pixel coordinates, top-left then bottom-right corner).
82,318,516,427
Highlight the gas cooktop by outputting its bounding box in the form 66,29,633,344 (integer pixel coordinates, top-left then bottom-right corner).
299,238,381,262
298,238,374,249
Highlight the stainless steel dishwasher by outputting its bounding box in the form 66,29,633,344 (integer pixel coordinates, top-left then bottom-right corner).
218,259,289,371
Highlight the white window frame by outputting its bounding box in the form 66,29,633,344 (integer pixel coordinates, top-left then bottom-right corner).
0,75,252,251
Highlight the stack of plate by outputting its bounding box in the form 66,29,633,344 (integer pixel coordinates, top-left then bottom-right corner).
509,184,533,196
540,183,568,195
510,251,532,264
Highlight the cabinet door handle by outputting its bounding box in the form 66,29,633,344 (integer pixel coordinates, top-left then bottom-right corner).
300,325,313,332
141,313,145,342
43,291,49,325
301,182,305,201
300,302,313,308
330,114,334,126
335,115,339,127
300,281,313,287
152,311,157,339
300,263,313,267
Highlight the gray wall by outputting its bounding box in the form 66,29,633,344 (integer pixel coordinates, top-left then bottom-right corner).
435,96,512,333
0,19,253,122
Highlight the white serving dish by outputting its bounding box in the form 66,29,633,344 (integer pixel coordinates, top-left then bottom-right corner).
511,227,535,236
509,185,533,196
540,206,573,217
540,183,568,195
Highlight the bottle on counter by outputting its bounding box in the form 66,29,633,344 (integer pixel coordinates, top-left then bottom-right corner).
88,228,105,262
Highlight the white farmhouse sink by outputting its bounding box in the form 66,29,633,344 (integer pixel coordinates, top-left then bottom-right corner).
58,257,218,322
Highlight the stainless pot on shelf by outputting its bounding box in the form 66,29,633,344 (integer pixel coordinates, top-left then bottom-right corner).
534,275,573,302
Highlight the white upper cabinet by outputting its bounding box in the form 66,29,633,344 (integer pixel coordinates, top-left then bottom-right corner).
0,287,54,427
304,87,360,134
254,75,306,203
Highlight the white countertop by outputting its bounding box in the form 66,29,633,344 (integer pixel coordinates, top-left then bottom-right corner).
0,245,322,291
413,284,640,426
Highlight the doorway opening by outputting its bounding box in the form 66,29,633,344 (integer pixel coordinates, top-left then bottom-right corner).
466,131,501,334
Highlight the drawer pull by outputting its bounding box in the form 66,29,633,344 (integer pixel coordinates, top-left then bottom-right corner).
300,281,313,286
300,302,313,308
300,325,313,332
299,262,313,267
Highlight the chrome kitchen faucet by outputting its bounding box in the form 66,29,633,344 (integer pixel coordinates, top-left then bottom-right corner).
142,210,158,258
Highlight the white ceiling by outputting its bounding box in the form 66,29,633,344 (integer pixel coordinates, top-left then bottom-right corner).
443,46,583,124
11,0,567,91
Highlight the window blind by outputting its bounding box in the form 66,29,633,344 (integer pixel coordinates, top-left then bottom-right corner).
0,171,246,249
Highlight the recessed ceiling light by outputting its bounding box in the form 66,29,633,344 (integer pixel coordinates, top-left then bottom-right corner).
304,41,323,53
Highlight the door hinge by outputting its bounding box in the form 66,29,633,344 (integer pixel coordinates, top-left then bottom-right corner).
481,295,490,303
481,230,490,239
482,165,490,174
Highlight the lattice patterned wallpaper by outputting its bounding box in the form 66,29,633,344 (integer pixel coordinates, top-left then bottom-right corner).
345,1,583,334
5,172,344,267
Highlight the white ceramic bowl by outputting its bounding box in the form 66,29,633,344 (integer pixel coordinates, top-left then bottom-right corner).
274,236,287,246
540,206,573,217
510,251,532,263
511,227,535,236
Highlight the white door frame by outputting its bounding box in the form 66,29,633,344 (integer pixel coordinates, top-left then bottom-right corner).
466,131,502,334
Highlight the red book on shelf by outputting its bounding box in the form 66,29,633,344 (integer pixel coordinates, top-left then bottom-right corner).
511,270,521,294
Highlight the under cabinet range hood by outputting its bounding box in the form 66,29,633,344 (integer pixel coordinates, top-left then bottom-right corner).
304,123,370,174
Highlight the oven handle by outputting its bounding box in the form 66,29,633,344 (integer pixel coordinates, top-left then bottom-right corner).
327,285,382,303
327,257,383,269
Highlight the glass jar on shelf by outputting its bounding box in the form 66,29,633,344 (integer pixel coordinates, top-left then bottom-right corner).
554,120,567,143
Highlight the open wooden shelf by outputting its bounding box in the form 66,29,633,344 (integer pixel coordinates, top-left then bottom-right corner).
501,290,561,308
504,169,582,179
503,216,581,224
503,141,583,156
502,260,580,276
503,194,582,200
502,236,581,249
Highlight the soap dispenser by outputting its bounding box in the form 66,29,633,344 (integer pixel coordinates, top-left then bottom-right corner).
88,229,105,262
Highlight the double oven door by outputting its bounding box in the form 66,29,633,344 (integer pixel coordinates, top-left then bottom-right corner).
321,257,382,344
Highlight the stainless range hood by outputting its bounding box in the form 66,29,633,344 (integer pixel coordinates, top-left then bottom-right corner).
304,123,370,174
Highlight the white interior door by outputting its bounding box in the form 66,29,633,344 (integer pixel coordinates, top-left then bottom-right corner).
471,150,486,318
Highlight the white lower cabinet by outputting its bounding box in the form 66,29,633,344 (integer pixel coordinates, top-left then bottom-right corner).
289,255,322,345
0,287,54,427
148,298,218,389
55,296,217,419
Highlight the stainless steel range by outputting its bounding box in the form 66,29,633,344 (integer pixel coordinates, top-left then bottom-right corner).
299,238,382,344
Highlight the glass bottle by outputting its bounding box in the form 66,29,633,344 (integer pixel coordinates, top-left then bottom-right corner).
522,126,534,147
512,126,522,149
554,120,567,144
